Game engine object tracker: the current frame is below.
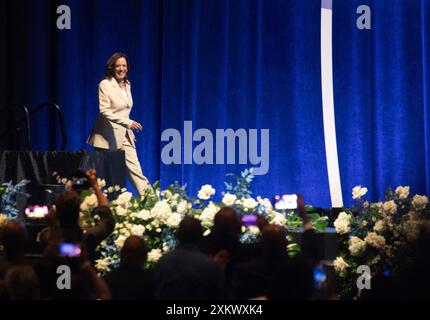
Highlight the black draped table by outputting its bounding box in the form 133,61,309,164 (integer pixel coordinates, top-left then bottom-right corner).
0,150,126,208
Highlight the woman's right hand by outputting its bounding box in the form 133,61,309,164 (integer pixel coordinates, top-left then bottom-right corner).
131,121,143,132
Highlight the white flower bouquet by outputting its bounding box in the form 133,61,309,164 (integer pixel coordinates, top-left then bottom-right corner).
77,169,328,273
333,185,430,299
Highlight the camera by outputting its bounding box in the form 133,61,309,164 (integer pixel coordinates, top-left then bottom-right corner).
69,169,90,190
274,194,297,210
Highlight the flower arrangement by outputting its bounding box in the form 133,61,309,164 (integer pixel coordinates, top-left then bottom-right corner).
75,169,328,273
0,180,30,225
333,185,430,299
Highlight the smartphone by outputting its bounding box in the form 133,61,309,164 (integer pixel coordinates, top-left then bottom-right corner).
59,243,82,257
274,194,298,210
241,214,257,227
69,169,90,190
25,205,49,219
313,264,327,288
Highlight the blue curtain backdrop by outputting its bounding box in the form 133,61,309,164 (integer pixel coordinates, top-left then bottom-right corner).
1,0,429,208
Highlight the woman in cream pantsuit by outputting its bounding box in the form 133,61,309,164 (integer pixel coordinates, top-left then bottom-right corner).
87,52,151,195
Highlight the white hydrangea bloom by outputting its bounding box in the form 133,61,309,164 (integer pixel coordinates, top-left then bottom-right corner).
333,212,352,234
352,186,368,200
198,184,216,200
222,193,237,206
348,236,366,257
395,186,410,200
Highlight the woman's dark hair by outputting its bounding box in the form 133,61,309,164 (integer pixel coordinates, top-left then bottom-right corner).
105,52,130,80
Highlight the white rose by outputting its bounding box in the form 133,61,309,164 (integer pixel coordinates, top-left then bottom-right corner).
161,190,173,199
381,200,397,215
131,224,146,236
198,184,216,200
364,232,386,249
116,192,133,207
65,180,73,191
370,202,383,210
115,206,128,217
242,198,258,209
412,195,429,210
199,202,219,227
333,212,352,234
114,235,127,249
176,200,189,214
162,243,170,253
166,212,182,228
257,196,273,210
395,186,410,200
333,257,349,274
97,178,106,189
222,194,237,206
80,194,98,211
373,220,386,233
248,226,260,235
95,258,110,273
271,212,286,226
136,209,151,220
352,186,368,200
348,236,366,257
148,249,163,263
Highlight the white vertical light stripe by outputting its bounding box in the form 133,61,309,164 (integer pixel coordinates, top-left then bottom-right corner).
321,6,344,207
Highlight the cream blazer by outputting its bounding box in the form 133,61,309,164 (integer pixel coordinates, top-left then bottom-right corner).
87,77,136,149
